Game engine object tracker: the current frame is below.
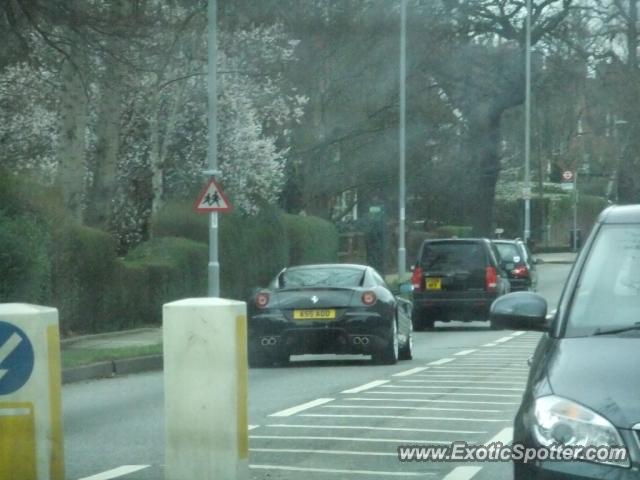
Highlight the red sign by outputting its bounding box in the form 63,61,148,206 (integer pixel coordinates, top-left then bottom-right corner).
194,178,232,213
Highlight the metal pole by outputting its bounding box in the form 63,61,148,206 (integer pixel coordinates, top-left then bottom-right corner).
573,171,578,252
207,0,220,297
523,0,532,243
398,0,407,281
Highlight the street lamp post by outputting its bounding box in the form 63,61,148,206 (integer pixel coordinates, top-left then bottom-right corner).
398,0,407,281
207,0,219,297
523,0,532,243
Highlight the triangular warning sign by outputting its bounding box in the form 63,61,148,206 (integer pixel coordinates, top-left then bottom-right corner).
194,178,232,213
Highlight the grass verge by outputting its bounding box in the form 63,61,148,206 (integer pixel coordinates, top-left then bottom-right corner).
61,343,163,369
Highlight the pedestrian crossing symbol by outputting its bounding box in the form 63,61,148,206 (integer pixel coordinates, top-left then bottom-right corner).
194,177,232,213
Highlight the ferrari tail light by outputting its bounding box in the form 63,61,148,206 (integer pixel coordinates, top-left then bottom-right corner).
512,265,529,278
255,292,270,309
485,266,498,292
411,266,423,291
361,291,377,305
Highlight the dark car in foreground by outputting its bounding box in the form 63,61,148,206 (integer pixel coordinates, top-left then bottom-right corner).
411,238,510,330
248,264,413,367
493,238,539,291
490,205,640,479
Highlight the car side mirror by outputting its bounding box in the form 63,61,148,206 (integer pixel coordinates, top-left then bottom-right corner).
490,292,548,331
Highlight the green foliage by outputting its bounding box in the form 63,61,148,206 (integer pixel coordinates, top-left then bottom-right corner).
119,237,208,326
283,214,339,266
50,223,119,334
432,225,474,238
0,212,51,303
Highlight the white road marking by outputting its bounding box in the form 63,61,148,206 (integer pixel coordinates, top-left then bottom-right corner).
248,424,260,430
511,331,526,336
252,447,396,456
393,367,428,377
427,366,529,372
427,358,455,365
447,363,528,368
454,349,476,356
442,466,482,480
270,398,334,417
249,464,435,476
77,466,149,480
402,379,525,385
379,385,524,391
414,373,525,379
251,434,451,444
299,413,509,423
323,404,501,413
486,427,514,445
346,397,519,405
362,391,522,398
342,380,389,394
495,336,514,343
483,343,497,347
0,333,22,381
267,423,487,434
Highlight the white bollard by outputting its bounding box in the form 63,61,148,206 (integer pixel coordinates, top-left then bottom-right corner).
0,303,64,480
163,298,248,480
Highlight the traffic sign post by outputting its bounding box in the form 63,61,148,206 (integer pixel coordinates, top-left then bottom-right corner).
194,176,233,298
0,304,63,480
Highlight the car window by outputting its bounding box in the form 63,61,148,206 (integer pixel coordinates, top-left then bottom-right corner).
566,224,640,336
495,243,521,263
279,267,365,288
420,242,485,271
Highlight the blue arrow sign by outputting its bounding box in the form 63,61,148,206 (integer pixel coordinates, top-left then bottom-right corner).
0,321,34,395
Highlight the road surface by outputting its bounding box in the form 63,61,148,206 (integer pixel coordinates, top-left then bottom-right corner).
63,262,572,480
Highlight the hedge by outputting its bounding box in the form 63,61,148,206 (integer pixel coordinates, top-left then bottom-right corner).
0,175,340,334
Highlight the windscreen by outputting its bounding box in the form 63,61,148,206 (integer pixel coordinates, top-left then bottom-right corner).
567,225,640,336
279,267,364,288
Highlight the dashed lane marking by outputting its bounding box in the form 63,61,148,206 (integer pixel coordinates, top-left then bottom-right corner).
454,349,476,356
442,466,482,480
266,423,488,434
298,413,510,422
77,466,149,480
323,405,502,414
249,464,436,476
342,380,389,394
427,358,455,365
270,398,334,417
361,391,522,398
494,336,514,343
251,434,451,444
346,397,519,406
252,447,396,456
393,367,429,377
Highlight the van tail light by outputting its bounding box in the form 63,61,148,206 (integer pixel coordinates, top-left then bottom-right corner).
512,265,529,278
362,291,377,305
411,266,423,291
255,292,270,309
485,266,498,292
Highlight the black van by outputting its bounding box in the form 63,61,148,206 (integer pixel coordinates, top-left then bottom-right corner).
410,238,510,330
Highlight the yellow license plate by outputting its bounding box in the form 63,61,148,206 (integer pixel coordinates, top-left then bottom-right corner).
293,309,336,320
426,278,442,290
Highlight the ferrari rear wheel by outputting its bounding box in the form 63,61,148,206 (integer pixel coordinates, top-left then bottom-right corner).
374,320,398,365
399,329,413,360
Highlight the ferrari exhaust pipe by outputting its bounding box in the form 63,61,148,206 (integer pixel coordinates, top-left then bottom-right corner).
361,336,370,345
261,336,277,346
